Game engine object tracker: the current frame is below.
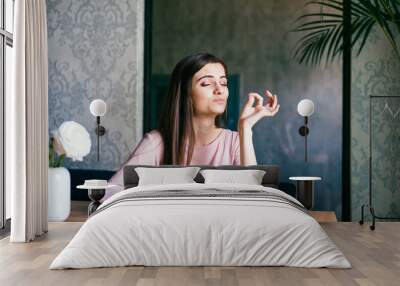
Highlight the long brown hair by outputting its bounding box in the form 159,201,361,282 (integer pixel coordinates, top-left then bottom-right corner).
158,52,228,165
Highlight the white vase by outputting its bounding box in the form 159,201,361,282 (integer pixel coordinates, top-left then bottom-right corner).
48,167,71,221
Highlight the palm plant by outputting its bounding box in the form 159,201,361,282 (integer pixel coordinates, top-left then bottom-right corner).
292,0,400,66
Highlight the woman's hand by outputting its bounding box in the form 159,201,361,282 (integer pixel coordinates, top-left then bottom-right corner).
239,90,280,130
237,90,280,165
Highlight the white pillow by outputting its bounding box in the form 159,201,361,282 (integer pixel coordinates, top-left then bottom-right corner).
200,169,266,185
135,167,201,186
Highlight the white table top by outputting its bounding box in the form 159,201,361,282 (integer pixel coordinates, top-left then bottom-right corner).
289,176,322,181
76,184,118,190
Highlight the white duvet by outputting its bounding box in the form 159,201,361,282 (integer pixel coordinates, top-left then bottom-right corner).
50,183,351,269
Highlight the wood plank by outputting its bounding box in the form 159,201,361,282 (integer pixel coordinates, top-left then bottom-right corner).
65,201,89,222
1,222,400,285
309,211,337,222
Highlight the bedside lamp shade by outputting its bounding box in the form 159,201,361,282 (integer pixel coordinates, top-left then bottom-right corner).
90,99,107,117
89,99,107,161
297,99,315,162
297,99,314,117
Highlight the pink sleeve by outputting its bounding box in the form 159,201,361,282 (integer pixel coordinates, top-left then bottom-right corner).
232,131,241,165
102,131,163,201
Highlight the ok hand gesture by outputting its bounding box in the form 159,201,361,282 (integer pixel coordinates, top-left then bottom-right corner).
239,90,280,130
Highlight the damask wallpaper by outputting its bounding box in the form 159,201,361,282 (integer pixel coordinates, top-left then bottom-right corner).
152,0,344,218
351,30,400,221
47,0,144,170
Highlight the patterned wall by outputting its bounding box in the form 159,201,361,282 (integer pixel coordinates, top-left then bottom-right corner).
47,0,144,170
152,0,344,218
351,29,400,221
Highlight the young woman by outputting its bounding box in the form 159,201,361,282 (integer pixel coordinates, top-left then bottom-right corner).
105,52,280,199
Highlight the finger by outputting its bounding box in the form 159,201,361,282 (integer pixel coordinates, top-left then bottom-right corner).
244,93,255,108
264,103,280,116
250,93,263,107
265,90,274,107
265,90,274,99
272,104,280,115
272,94,278,109
266,99,278,112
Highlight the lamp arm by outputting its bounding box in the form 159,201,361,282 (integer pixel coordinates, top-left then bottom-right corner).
305,116,308,162
97,116,100,161
305,127,308,162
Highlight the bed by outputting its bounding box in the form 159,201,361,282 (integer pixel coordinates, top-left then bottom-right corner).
50,165,350,269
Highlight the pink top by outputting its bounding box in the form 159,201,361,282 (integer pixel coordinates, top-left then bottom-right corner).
104,128,240,201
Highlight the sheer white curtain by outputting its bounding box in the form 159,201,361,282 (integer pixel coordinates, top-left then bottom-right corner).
7,0,48,242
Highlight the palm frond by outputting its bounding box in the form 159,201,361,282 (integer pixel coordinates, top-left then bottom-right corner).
291,0,345,65
326,23,343,61
352,17,375,55
360,0,400,58
291,0,400,66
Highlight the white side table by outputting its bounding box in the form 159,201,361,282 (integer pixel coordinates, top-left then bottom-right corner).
289,176,321,210
77,183,117,216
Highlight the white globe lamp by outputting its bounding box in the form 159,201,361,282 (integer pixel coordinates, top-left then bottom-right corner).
89,99,107,161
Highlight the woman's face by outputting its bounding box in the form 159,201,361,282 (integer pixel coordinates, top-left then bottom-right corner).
191,63,228,117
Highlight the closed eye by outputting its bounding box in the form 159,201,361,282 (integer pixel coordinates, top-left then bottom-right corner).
200,82,228,87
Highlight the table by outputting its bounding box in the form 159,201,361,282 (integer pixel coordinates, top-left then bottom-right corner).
76,184,116,216
289,176,322,210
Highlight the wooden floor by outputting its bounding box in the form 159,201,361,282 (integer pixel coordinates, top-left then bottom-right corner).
66,200,90,222
1,221,399,285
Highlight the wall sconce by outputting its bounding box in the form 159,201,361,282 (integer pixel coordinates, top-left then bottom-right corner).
89,99,107,161
297,99,315,162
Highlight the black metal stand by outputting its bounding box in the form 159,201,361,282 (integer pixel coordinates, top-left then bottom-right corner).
87,189,105,216
359,95,400,230
295,180,315,210
299,116,309,162
95,116,106,162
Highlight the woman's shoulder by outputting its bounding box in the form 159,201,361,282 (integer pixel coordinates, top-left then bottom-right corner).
221,128,239,145
144,129,162,139
142,129,163,146
121,129,163,167
222,128,239,138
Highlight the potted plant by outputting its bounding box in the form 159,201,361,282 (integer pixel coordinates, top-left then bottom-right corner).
48,121,91,221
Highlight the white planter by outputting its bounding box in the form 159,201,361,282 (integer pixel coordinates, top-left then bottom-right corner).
48,167,71,221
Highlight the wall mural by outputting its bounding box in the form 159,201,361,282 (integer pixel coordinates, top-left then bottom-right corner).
47,0,350,219
47,0,144,170
151,0,343,218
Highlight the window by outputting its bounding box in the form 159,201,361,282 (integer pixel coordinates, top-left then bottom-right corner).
1,0,14,230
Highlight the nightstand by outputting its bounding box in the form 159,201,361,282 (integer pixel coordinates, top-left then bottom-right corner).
77,181,117,216
289,176,321,210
